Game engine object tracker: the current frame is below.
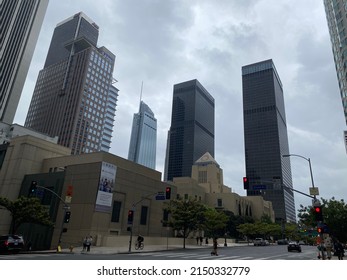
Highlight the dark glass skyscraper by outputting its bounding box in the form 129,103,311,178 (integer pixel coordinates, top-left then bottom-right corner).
0,0,48,124
25,12,117,155
242,59,295,223
165,79,215,181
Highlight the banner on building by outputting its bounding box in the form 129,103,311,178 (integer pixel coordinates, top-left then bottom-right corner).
95,162,117,212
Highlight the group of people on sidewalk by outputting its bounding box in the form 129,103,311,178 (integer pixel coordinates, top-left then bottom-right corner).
317,235,345,260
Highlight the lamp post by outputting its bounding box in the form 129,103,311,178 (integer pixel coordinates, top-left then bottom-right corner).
282,154,316,200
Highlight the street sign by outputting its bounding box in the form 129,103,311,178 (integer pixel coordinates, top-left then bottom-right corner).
155,194,166,200
309,187,319,196
253,185,266,190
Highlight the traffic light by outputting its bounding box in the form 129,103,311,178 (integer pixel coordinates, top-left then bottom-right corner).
127,210,134,224
243,177,249,189
165,187,171,199
317,226,323,234
314,206,323,221
64,211,71,223
29,181,37,195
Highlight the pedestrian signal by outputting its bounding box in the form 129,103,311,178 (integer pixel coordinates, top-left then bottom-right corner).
64,211,71,223
29,181,37,195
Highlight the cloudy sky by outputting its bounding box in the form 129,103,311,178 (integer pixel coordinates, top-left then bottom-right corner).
14,0,347,216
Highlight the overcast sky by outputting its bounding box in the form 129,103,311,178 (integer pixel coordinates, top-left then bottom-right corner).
14,0,347,217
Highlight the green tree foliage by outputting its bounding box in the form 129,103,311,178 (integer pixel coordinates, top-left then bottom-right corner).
203,207,228,238
223,210,254,239
0,196,54,234
298,197,347,242
237,222,283,242
165,198,206,248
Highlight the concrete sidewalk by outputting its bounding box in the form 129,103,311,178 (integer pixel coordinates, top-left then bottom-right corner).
62,242,248,255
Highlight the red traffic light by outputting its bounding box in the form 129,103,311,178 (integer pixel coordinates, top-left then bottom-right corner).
317,227,323,233
127,210,134,224
313,205,323,221
165,187,171,199
243,177,249,189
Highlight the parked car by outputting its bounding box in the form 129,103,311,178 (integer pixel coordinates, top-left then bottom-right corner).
287,241,301,252
254,238,268,246
0,235,25,253
277,239,288,245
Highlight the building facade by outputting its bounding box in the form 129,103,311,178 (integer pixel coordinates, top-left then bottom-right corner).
101,84,119,152
128,101,157,169
242,59,295,223
165,79,215,181
0,134,275,249
173,152,275,222
0,0,48,124
323,0,347,150
24,12,117,155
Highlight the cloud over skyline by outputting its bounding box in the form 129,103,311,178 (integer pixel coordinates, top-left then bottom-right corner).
15,0,347,216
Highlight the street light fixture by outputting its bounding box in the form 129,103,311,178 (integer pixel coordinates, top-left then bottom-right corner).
282,154,316,200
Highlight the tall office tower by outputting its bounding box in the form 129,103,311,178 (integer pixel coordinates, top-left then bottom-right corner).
0,0,48,124
24,12,117,155
164,79,215,181
242,59,295,223
100,84,118,152
128,101,157,169
323,0,347,148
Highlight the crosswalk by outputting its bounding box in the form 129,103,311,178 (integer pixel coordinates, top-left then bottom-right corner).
134,251,316,260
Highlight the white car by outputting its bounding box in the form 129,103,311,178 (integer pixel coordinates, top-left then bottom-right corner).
254,238,268,246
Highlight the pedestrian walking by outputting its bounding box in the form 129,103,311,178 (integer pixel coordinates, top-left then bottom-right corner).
335,241,345,260
196,236,199,245
211,237,218,256
324,236,333,260
86,235,93,252
82,236,88,251
199,236,203,246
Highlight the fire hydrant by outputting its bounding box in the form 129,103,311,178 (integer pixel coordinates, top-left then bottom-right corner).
69,245,74,252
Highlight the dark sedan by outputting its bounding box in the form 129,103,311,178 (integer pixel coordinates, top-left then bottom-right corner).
288,242,302,252
0,235,25,253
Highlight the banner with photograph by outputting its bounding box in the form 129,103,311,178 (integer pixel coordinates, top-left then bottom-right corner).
95,162,117,212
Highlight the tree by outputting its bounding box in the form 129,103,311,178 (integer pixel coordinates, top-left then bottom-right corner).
223,210,254,239
298,197,347,242
165,198,206,248
203,207,228,238
0,196,54,234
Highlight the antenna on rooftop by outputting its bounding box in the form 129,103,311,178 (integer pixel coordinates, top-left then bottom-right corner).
140,81,143,102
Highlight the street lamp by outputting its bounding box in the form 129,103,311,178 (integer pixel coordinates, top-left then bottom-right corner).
282,154,316,200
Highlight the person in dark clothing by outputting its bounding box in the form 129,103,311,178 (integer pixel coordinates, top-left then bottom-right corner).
335,241,345,260
211,238,218,256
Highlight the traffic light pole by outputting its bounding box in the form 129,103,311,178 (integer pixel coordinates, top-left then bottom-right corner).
128,191,164,252
33,185,70,251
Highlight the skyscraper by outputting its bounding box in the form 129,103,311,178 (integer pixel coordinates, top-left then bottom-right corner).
164,79,215,181
323,0,347,149
324,0,347,124
0,0,48,124
242,59,295,223
101,84,118,152
24,12,117,155
128,100,157,169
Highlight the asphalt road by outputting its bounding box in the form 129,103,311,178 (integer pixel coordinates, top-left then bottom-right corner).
0,244,319,260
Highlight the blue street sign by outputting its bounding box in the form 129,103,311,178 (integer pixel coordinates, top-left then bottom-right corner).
155,195,166,200
253,185,267,190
